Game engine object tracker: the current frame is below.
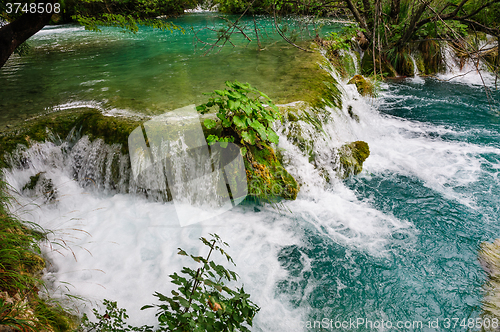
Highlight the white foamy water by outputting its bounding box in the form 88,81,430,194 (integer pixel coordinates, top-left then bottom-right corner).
3,52,499,331
437,44,497,87
409,55,425,84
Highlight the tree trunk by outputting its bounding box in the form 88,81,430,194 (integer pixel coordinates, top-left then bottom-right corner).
0,0,55,68
390,0,401,20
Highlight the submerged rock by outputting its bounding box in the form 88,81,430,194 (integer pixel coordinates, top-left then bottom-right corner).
22,172,57,202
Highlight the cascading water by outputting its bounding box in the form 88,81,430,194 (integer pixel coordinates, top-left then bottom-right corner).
2,17,500,331
439,43,497,86
409,55,425,84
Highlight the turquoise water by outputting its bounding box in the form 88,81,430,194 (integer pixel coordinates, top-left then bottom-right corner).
2,12,500,332
0,13,337,124
279,79,500,331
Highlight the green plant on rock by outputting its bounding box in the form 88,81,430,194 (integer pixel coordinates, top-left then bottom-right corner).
325,24,359,54
196,81,282,156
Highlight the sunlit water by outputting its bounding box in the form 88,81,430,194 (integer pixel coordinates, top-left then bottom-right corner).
2,13,500,332
0,13,338,123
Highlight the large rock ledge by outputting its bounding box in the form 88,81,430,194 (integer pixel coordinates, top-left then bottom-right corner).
0,108,298,202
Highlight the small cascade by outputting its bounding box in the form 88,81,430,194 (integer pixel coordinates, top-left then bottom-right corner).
4,134,132,198
346,49,360,75
439,43,496,86
409,54,425,84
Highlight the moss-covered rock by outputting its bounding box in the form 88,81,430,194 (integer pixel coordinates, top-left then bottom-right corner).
347,75,375,97
478,239,500,329
244,143,299,201
337,141,370,178
0,109,144,167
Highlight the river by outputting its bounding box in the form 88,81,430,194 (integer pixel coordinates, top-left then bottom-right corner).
1,13,500,332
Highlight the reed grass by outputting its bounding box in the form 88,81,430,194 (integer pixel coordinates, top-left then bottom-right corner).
0,173,73,332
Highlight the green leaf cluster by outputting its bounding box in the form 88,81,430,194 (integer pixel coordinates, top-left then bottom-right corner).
197,81,281,155
71,0,185,34
325,24,359,53
79,234,260,332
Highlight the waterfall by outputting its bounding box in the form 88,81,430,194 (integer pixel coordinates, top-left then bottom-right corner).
409,54,424,84
439,43,496,86
2,63,412,329
3,45,499,331
346,49,359,75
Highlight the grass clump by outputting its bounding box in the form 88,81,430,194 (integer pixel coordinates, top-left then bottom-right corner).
0,175,73,332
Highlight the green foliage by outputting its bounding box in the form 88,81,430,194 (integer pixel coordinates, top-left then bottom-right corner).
78,300,150,332
0,299,36,331
79,234,260,332
146,234,260,331
212,0,272,14
325,24,359,53
0,179,46,295
196,81,282,154
72,1,184,34
0,175,74,332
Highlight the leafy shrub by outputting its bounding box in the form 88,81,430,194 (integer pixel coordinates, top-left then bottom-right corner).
325,24,359,53
196,81,281,156
79,234,260,332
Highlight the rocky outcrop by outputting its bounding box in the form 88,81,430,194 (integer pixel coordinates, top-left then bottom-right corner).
479,239,500,329
347,75,375,97
337,141,370,178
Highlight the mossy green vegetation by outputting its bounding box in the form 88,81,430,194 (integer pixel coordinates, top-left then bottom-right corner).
337,140,370,178
361,49,398,78
244,143,299,201
417,39,445,75
347,75,376,97
0,109,144,167
478,239,500,331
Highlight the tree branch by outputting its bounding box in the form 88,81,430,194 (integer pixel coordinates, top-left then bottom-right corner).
0,0,56,68
343,0,372,42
